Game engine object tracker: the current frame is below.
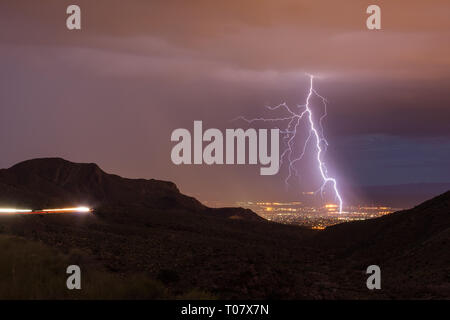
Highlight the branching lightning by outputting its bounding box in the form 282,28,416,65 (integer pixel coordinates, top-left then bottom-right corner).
235,75,343,214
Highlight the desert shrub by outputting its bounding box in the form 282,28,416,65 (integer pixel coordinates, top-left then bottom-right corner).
0,235,68,299
0,235,169,299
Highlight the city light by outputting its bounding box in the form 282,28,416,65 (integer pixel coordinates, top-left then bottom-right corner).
233,201,399,229
235,75,344,213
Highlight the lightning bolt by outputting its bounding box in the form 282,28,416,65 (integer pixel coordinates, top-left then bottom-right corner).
235,75,343,214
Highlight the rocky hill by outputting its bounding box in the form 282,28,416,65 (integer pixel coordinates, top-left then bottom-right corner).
0,158,262,222
0,158,449,299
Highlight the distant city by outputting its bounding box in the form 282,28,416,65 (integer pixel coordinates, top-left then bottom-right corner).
204,200,401,229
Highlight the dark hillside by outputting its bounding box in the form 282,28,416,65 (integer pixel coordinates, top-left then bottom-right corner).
0,158,449,299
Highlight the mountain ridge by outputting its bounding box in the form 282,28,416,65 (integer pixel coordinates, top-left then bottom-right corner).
0,158,449,298
0,157,263,222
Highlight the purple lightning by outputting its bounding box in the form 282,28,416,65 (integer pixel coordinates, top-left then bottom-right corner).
235,75,343,214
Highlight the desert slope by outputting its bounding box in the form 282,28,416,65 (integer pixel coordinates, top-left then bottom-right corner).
314,191,450,298
0,158,449,298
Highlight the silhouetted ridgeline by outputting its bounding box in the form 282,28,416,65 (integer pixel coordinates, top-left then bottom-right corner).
0,158,263,222
0,158,449,299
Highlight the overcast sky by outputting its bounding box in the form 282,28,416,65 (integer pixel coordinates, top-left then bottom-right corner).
0,1,449,202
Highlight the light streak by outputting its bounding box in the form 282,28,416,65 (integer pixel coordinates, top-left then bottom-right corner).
0,208,32,213
235,75,343,213
42,207,91,213
0,207,92,214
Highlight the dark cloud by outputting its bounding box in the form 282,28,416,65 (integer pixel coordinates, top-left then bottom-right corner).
0,1,449,202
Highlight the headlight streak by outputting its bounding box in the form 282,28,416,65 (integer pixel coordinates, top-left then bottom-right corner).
0,207,92,215
0,208,33,213
42,207,91,213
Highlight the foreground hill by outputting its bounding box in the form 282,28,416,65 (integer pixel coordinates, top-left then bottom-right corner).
316,191,450,298
0,158,448,299
0,158,318,299
0,234,176,299
319,191,450,254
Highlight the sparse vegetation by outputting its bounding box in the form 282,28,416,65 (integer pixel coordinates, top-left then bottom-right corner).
0,235,213,299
